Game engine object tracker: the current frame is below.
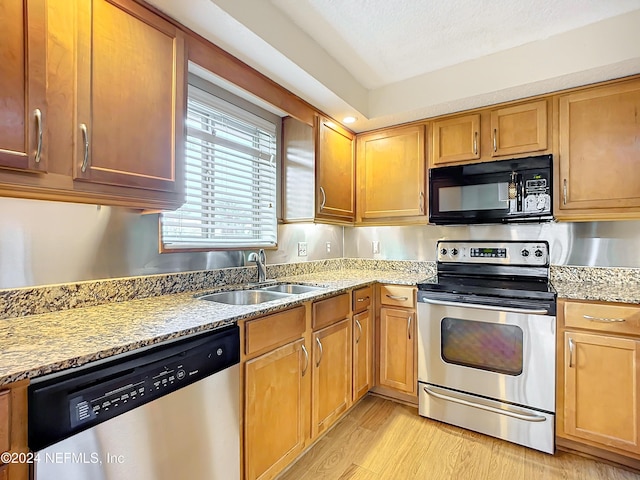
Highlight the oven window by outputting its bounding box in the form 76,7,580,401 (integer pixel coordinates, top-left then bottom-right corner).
441,318,523,375
438,183,509,212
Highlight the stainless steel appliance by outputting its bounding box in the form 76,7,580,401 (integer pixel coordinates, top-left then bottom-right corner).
429,155,553,224
417,241,556,453
29,325,240,480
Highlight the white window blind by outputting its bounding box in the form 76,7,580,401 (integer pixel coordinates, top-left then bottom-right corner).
161,85,278,250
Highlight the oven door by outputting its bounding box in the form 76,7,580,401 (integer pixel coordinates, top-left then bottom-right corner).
417,297,556,412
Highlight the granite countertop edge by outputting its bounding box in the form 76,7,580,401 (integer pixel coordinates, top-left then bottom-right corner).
0,271,419,386
3,267,640,387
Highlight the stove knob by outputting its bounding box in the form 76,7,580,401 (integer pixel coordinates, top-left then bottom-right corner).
534,249,544,258
440,248,447,256
450,248,458,256
521,249,530,257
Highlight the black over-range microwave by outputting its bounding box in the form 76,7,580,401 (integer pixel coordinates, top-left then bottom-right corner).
429,154,553,225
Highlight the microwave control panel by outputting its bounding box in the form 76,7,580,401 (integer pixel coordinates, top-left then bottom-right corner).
521,172,551,214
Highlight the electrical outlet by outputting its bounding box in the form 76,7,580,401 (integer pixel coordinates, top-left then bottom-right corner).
297,242,308,256
372,241,380,254
326,242,331,253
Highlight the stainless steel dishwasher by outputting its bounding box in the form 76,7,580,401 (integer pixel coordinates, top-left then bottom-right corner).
28,325,240,480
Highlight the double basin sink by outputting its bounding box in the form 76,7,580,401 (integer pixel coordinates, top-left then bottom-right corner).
198,283,324,305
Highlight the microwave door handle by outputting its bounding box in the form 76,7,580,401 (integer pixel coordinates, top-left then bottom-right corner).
420,297,549,315
516,173,523,212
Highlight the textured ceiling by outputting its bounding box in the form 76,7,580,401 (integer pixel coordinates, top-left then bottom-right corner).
146,0,640,131
269,0,640,89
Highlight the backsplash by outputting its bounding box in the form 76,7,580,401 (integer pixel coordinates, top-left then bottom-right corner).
0,258,430,320
2,196,640,290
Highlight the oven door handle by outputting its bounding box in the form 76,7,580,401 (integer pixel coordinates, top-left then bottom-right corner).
419,298,549,315
423,386,547,423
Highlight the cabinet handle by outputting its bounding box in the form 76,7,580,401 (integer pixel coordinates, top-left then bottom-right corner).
492,129,497,152
419,192,424,214
357,296,370,302
583,314,626,323
407,315,412,340
355,319,362,344
473,131,478,155
301,344,309,376
80,123,89,173
568,337,575,368
34,109,43,164
563,179,567,205
315,337,324,367
319,186,326,211
386,294,408,301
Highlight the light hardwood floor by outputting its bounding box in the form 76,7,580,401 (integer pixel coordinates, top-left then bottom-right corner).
278,395,640,480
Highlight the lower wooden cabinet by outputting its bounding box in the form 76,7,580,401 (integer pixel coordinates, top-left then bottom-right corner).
245,339,309,480
558,299,640,465
311,315,351,438
0,381,28,480
353,309,373,402
563,331,640,454
379,307,416,395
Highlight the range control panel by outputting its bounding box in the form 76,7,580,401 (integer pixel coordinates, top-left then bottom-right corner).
437,241,549,266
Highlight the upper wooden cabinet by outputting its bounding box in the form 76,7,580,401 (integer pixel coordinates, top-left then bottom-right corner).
431,114,480,166
557,78,640,221
489,100,547,157
356,124,426,223
316,117,355,222
0,0,47,173
281,116,355,224
0,0,186,210
75,0,185,194
430,99,550,167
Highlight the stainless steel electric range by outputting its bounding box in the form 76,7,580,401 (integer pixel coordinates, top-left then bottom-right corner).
416,240,557,454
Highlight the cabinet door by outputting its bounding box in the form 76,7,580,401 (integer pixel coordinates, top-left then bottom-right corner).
312,319,351,438
245,339,309,480
357,124,426,220
75,0,185,193
379,307,416,394
490,100,547,157
353,309,373,402
0,0,46,172
558,80,640,215
564,331,640,454
316,118,355,221
431,114,480,165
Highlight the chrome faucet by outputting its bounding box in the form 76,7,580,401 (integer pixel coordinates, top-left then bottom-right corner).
248,249,267,283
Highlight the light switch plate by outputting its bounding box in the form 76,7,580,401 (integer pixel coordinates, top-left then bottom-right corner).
298,242,308,256
372,241,380,254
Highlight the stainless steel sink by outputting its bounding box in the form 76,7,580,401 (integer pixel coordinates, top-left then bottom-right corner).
259,284,324,294
199,289,292,305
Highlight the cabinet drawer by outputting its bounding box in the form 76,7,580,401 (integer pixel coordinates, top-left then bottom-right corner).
245,306,306,357
353,286,372,313
380,285,415,308
0,389,9,456
313,294,350,330
564,300,640,337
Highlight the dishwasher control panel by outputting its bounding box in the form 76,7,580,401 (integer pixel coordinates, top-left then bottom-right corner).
29,325,239,452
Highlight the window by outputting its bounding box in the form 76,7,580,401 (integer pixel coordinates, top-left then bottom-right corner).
161,84,278,250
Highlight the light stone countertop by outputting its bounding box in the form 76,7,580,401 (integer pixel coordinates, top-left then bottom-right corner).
0,269,424,386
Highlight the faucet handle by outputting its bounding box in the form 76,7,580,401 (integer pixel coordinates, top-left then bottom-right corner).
258,249,266,264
